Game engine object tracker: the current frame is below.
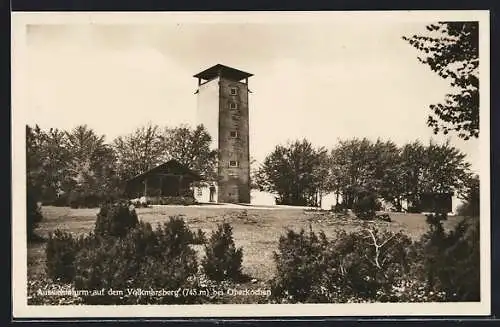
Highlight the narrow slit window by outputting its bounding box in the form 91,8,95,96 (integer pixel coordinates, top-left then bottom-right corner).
229,160,239,168
229,102,238,110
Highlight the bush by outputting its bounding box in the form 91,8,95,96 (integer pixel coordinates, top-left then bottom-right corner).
149,196,197,206
331,203,348,214
192,228,207,245
417,214,480,301
270,228,330,303
45,230,79,282
51,194,69,207
94,202,139,238
154,216,197,253
27,186,43,242
74,220,199,304
353,192,380,220
271,227,415,303
64,190,123,208
68,191,100,208
202,223,244,282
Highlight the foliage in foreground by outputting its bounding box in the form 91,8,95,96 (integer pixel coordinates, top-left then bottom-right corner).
271,214,480,303
27,184,43,242
403,22,479,140
44,208,214,304
74,221,199,304
94,202,139,237
202,222,244,282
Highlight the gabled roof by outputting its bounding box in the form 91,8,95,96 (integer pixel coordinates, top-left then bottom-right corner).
193,64,253,82
126,160,201,184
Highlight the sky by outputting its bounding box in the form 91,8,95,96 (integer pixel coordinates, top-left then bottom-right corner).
24,18,481,173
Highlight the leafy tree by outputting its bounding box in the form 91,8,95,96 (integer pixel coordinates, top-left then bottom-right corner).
249,157,260,190
26,125,70,203
367,139,404,211
400,140,471,212
421,140,471,196
313,149,333,207
26,125,45,200
160,124,217,183
27,182,43,242
330,138,376,209
254,139,327,206
403,22,479,140
400,141,428,211
65,125,118,198
113,123,164,181
456,174,479,217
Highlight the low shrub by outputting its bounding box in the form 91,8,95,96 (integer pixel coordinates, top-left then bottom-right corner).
202,223,244,282
352,192,380,220
271,227,415,303
94,202,139,238
74,220,199,304
27,186,43,242
148,196,197,206
332,203,348,214
51,194,69,207
45,230,79,282
192,228,207,245
67,191,99,208
63,190,123,208
154,216,197,253
417,214,480,301
270,228,330,303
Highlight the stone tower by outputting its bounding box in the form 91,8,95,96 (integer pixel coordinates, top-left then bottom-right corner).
194,64,252,203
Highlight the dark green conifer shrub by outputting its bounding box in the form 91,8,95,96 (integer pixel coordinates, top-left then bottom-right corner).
94,202,139,237
202,223,243,282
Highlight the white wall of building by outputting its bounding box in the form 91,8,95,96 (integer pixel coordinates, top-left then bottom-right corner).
196,78,220,151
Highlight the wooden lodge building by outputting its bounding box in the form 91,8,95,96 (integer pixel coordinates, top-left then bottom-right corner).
125,160,201,199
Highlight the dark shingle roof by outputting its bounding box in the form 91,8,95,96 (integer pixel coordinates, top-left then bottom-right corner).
193,64,253,82
126,160,201,184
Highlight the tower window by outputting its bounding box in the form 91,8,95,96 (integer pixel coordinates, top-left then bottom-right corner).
229,160,239,168
229,102,238,110
230,87,238,96
230,131,238,138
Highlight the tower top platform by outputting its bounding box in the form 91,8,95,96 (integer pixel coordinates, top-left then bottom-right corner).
193,64,253,82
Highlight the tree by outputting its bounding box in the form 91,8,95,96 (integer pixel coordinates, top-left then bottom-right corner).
400,139,472,212
313,149,333,208
421,139,471,197
403,22,479,140
330,138,376,209
65,125,118,198
26,126,45,240
160,124,217,183
27,182,43,242
113,123,164,181
400,141,428,211
367,139,404,211
26,125,70,203
456,174,479,217
26,125,45,200
254,139,326,206
249,157,260,190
